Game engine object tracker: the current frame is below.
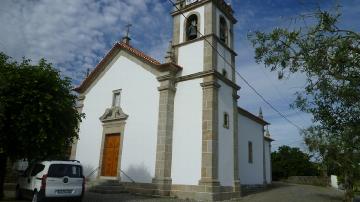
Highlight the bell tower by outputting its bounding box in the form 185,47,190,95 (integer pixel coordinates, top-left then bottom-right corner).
171,0,237,78
168,0,241,201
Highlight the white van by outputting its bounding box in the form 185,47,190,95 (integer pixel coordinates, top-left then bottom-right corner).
16,160,85,202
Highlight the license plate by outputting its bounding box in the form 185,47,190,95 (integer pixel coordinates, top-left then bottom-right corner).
56,189,73,194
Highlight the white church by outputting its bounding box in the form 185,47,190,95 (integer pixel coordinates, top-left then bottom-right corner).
71,0,274,200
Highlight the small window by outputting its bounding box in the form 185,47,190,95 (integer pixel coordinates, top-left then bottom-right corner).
222,69,227,78
31,164,45,176
219,16,228,44
186,14,198,41
112,89,121,107
248,141,253,163
223,112,229,129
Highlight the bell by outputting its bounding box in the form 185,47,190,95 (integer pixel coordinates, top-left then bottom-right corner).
187,25,197,40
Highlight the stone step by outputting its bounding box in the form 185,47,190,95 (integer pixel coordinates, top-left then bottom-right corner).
90,188,128,194
88,180,128,194
91,185,125,190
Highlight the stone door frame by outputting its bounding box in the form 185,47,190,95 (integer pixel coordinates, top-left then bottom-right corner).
98,107,128,180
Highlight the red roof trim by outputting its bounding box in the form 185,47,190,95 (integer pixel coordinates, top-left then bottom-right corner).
75,42,182,93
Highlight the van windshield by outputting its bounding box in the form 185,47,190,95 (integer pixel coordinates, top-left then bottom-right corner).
48,164,82,178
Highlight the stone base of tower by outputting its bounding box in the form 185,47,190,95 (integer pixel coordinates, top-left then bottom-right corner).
119,182,241,201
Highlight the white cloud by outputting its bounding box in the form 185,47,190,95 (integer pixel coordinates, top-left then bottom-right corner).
3,0,355,151
0,0,171,84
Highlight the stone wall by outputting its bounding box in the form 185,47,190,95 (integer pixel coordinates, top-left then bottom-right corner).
285,176,330,187
121,182,240,201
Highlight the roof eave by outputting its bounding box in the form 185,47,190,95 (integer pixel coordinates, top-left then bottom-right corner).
238,107,270,126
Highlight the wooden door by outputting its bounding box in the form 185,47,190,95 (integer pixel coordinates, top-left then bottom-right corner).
101,134,120,177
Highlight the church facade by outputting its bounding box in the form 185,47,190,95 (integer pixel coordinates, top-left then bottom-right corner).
71,0,273,201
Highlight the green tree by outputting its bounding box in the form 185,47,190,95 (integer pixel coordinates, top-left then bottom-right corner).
249,9,360,201
272,146,319,180
0,53,82,199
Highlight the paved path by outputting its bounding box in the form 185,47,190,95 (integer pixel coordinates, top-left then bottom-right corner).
3,182,344,202
239,182,343,202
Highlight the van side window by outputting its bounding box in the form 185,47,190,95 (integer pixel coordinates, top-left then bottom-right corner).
31,164,45,176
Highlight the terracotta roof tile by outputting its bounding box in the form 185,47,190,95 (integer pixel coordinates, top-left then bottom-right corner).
75,42,182,93
118,42,161,65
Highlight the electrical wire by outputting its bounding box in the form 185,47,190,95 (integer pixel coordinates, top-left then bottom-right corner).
168,0,304,131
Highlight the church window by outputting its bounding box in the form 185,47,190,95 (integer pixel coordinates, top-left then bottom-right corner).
219,16,228,44
186,14,198,41
223,112,229,129
248,141,253,163
112,89,121,107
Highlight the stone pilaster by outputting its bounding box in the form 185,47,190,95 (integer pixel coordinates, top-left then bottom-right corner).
203,3,217,72
153,74,177,195
232,91,241,197
198,75,220,201
172,15,180,45
70,95,85,160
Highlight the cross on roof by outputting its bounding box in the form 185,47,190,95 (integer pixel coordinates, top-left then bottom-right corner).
125,23,132,38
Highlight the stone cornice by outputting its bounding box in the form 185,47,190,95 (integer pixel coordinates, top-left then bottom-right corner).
99,106,129,123
157,74,176,82
176,70,213,82
176,70,240,90
172,34,237,56
171,0,237,24
200,81,221,89
158,85,177,92
213,70,241,90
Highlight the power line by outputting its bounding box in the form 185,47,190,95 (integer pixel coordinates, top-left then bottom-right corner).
258,67,309,125
168,0,304,131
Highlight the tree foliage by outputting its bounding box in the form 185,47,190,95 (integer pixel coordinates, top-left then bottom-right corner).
249,8,360,201
272,146,319,180
0,52,82,198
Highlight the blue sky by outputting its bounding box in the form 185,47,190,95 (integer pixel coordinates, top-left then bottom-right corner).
0,0,358,151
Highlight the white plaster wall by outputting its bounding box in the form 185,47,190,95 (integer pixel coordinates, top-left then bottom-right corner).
264,140,272,184
171,79,202,185
76,52,159,183
217,43,232,79
238,114,265,185
177,40,204,76
179,6,205,44
218,81,234,186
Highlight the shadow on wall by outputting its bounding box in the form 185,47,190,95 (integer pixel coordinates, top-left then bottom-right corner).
122,163,152,183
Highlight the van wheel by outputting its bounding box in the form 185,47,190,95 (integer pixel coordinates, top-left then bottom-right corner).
15,186,22,199
71,196,83,202
32,191,44,202
73,197,83,202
